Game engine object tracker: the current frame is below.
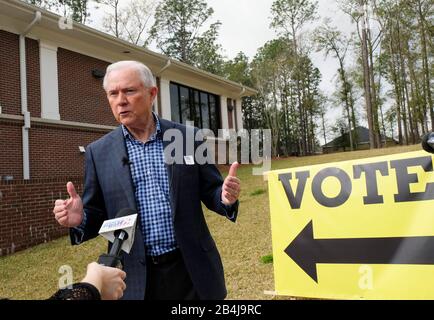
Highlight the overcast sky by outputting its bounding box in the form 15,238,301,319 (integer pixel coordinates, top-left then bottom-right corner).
207,0,355,90
204,0,359,138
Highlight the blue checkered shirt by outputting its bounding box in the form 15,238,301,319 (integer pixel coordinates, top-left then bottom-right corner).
122,115,177,256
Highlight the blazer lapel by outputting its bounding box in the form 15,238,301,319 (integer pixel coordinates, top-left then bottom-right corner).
159,118,178,218
108,127,137,212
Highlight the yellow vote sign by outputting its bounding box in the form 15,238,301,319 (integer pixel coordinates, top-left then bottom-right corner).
267,150,434,299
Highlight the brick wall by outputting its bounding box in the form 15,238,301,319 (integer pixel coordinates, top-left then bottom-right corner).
0,121,109,256
0,33,123,256
0,120,109,255
0,32,41,117
26,37,41,117
0,30,20,115
0,121,109,181
57,48,117,126
0,177,83,256
0,122,23,180
29,125,107,179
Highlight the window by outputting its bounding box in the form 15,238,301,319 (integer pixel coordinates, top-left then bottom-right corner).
209,95,218,134
193,90,201,127
170,82,220,135
170,83,180,123
200,92,209,129
180,86,190,126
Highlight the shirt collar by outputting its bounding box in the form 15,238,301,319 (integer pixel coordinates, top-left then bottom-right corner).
122,112,161,142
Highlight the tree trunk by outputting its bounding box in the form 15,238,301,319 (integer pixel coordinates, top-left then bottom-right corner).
396,20,415,144
321,107,327,146
417,0,434,131
393,18,409,144
291,25,306,156
349,88,358,148
388,34,403,144
337,56,354,151
367,28,381,148
406,45,425,137
361,20,375,148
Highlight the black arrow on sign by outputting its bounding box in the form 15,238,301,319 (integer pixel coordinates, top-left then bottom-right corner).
284,220,434,283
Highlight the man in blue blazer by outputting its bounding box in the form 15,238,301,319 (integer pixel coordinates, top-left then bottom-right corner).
53,60,241,300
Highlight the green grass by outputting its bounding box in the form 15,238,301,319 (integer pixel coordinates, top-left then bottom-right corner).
0,144,421,300
250,188,266,196
260,254,273,264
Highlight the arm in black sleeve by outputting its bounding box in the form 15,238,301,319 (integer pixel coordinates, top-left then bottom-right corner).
48,282,101,300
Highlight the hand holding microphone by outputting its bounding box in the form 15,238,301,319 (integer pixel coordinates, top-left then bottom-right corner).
81,262,127,300
53,182,83,227
52,183,136,298
97,208,138,269
53,182,137,269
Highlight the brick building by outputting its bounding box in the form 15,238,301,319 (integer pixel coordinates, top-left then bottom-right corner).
0,0,256,256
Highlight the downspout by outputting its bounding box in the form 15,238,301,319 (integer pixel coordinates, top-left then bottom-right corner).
20,11,41,180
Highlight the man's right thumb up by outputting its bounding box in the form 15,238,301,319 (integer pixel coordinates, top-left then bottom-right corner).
67,181,78,199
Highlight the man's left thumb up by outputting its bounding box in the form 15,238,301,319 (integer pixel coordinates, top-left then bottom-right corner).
228,161,239,177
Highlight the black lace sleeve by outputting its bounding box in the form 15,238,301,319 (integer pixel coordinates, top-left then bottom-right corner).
48,282,101,300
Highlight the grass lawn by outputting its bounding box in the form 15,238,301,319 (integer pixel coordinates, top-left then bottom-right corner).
0,144,421,300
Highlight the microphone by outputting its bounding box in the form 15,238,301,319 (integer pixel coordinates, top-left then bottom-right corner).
421,132,434,154
122,157,131,166
97,208,138,268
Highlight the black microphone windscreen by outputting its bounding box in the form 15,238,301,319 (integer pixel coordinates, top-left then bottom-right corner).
421,132,434,154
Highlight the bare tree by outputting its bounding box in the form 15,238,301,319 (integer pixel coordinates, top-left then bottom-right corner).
339,0,382,148
270,0,318,155
314,18,357,150
100,0,156,46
